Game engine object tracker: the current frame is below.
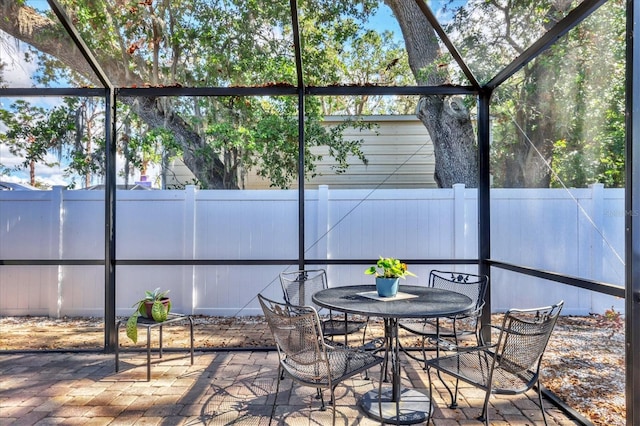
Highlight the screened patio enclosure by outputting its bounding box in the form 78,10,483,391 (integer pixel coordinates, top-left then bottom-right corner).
0,0,638,424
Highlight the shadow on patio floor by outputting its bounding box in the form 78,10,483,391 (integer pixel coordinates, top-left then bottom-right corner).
0,348,581,425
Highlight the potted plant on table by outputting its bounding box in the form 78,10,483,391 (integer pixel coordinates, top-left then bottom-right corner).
126,288,171,343
365,256,416,297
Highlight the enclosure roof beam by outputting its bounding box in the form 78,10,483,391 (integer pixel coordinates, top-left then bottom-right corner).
47,0,113,89
290,0,304,89
486,0,608,90
115,85,477,97
414,0,480,89
0,88,106,97
626,0,640,423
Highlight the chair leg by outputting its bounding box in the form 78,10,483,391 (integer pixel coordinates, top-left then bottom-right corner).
274,365,283,410
361,318,370,380
452,319,460,350
478,389,491,425
362,317,369,350
329,388,338,426
378,358,384,420
382,320,393,383
318,388,328,410
434,369,459,409
451,378,460,408
361,318,368,347
537,384,549,426
474,319,482,346
421,335,428,370
426,366,435,425
343,315,348,347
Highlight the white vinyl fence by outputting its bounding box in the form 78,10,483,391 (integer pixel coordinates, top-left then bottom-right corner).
0,184,625,318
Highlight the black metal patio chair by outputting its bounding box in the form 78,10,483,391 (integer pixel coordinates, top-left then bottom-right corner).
257,293,384,425
398,270,488,362
425,300,564,426
279,269,369,347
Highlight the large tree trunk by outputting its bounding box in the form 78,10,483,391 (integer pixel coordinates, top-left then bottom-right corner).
502,61,556,188
0,1,232,189
384,0,478,188
493,0,566,189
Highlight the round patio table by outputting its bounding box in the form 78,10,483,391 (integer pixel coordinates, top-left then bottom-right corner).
312,284,474,425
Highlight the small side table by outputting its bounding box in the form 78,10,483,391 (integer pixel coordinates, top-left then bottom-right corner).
115,313,194,381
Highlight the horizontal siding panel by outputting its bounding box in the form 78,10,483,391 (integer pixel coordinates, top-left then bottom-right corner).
312,146,434,156
307,174,435,183
313,164,435,174
246,115,436,190
341,132,430,142
341,130,430,138
314,155,433,166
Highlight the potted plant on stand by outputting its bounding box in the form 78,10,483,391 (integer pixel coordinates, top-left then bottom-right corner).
126,288,171,343
365,256,416,297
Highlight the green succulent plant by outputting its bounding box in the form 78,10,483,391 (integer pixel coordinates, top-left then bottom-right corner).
125,288,171,343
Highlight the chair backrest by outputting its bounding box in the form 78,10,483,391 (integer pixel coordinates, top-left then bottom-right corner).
494,301,564,376
279,269,328,311
429,270,489,313
258,293,326,367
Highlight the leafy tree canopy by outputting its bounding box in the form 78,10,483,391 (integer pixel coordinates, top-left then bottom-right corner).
0,0,627,189
0,0,403,189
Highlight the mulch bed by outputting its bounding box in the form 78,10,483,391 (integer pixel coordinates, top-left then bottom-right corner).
0,313,625,426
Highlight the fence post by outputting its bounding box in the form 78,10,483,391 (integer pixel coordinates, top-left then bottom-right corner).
317,185,329,261
184,185,197,314
589,183,605,282
453,184,466,259
50,186,65,318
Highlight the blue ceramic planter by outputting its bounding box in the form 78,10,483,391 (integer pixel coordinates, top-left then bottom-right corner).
376,277,399,297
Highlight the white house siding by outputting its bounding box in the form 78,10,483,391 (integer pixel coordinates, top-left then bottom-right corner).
303,115,436,190
180,115,437,190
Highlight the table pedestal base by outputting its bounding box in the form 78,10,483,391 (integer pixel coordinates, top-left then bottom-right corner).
359,387,432,425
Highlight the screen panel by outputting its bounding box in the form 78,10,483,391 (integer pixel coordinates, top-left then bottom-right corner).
489,0,625,287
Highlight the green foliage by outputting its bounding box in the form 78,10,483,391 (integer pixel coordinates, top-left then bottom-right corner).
126,288,171,344
16,0,406,189
11,0,626,190
0,100,76,184
0,97,112,187
453,0,626,188
0,101,51,171
593,82,626,187
544,1,625,189
365,256,416,279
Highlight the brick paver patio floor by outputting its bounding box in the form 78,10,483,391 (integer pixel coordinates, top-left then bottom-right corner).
0,348,579,425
